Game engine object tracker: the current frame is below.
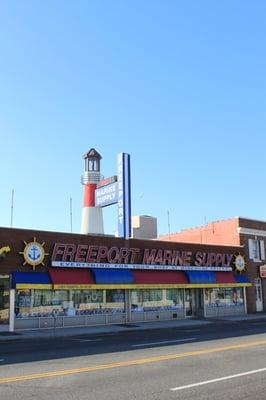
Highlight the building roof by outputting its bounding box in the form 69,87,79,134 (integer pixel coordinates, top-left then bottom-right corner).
83,148,102,160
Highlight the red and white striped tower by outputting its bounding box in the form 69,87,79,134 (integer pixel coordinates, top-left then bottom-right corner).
81,148,104,234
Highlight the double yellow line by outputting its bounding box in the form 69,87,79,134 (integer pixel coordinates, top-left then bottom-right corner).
1,339,266,384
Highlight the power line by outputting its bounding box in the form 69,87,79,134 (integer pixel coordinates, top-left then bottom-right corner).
167,210,171,237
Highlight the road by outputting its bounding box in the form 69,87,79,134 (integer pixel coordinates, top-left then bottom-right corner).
1,319,266,399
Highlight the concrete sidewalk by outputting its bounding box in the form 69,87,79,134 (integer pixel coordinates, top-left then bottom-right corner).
1,313,266,341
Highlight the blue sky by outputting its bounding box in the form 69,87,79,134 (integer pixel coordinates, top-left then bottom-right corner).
0,1,265,236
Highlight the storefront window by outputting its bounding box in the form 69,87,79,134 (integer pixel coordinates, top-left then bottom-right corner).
17,290,32,307
15,289,125,318
104,290,125,313
106,289,125,303
33,290,68,307
72,290,103,308
166,289,183,307
131,289,174,312
204,288,244,307
15,290,68,318
143,289,163,302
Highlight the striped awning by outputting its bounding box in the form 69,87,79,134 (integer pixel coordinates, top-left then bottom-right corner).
215,272,236,284
133,270,188,284
12,268,252,290
234,274,250,283
48,268,95,289
92,268,134,284
185,271,216,284
12,272,52,289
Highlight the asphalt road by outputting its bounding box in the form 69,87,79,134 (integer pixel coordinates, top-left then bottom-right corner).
1,319,266,399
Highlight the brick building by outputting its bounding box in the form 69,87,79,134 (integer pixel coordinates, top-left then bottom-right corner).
160,217,266,313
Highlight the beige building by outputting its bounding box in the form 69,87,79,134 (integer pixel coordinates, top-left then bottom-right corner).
131,215,157,239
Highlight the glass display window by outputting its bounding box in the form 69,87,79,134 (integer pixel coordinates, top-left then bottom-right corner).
166,289,183,307
204,288,244,307
106,289,125,303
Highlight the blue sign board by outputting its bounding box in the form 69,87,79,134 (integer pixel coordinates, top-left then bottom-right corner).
117,153,131,238
93,152,131,239
95,182,118,207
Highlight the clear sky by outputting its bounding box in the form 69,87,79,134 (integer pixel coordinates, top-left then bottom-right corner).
0,1,265,237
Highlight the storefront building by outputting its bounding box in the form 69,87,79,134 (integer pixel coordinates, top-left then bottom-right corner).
0,227,251,331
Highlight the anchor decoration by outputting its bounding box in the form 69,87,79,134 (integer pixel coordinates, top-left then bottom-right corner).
20,237,49,270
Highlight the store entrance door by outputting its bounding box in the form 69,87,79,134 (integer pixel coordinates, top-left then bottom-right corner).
0,276,10,324
185,289,193,317
194,289,204,318
185,289,204,318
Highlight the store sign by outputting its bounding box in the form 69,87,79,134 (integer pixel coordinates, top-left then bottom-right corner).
117,152,131,238
51,243,234,270
260,265,266,278
97,175,117,188
95,182,118,207
93,153,131,239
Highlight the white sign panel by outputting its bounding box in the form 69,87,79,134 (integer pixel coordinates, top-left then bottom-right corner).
51,261,232,272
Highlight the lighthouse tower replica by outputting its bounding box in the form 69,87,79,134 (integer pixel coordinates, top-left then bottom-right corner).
80,148,104,235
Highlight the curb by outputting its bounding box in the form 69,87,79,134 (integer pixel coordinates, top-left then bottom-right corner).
1,315,266,341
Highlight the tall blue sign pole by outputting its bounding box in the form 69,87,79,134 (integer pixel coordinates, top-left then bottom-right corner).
117,153,131,238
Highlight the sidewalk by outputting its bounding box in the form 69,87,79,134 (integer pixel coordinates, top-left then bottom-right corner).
1,313,266,341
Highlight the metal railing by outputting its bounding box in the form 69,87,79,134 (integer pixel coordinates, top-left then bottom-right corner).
14,306,247,330
81,172,102,184
204,304,245,318
14,309,186,330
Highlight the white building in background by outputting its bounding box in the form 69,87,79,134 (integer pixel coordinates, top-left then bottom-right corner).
131,215,157,239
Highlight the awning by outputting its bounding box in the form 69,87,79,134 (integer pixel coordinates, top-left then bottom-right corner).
133,270,188,284
12,272,52,289
48,268,95,289
215,272,236,284
92,268,134,284
186,271,216,284
234,274,250,283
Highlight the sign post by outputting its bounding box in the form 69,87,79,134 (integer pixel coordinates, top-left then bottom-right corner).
94,152,132,239
117,153,131,239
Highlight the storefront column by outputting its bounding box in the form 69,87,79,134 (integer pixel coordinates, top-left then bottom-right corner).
9,288,15,332
183,289,186,318
125,290,131,323
243,287,247,314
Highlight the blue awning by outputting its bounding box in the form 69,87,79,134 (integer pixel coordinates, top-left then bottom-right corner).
186,271,216,284
92,268,134,284
12,272,51,288
234,274,250,283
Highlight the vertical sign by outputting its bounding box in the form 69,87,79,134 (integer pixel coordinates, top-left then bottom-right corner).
117,153,131,238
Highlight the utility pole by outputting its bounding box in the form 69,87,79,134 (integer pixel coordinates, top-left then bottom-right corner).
70,197,73,233
10,189,14,228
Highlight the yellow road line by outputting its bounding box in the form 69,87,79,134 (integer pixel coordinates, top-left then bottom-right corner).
1,339,266,384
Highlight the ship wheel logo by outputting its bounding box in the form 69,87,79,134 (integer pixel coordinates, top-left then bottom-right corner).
20,237,48,270
234,253,246,273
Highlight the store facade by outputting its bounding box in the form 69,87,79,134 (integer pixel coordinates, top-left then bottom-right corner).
0,227,251,331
